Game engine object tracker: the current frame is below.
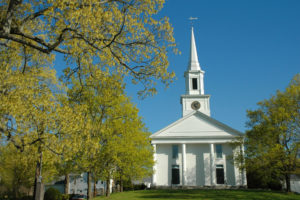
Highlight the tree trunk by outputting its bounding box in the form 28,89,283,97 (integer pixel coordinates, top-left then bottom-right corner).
93,177,97,197
120,178,123,192
64,174,70,194
87,172,92,199
33,151,42,200
285,174,291,192
106,178,110,197
33,161,40,199
12,169,18,199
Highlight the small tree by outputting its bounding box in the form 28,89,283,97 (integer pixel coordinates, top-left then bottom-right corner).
0,144,36,198
244,74,300,192
95,96,154,196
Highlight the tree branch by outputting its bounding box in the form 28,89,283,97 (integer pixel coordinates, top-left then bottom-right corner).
22,7,50,24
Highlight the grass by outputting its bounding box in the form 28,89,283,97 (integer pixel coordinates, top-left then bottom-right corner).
93,189,300,200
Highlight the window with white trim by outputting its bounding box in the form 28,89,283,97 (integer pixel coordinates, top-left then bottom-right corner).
216,144,222,158
172,145,178,159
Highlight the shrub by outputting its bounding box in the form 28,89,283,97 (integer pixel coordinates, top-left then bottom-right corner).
20,195,33,200
267,180,282,191
68,194,76,200
123,182,146,191
44,188,62,200
134,184,147,190
61,194,70,200
122,179,133,191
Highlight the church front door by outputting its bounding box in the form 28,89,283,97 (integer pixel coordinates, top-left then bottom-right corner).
216,165,225,184
171,165,180,184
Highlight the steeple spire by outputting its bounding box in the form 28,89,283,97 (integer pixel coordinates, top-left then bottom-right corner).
181,26,210,116
188,27,201,71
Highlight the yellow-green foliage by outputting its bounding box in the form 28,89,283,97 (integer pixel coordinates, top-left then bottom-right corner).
0,0,171,195
66,65,154,183
0,143,35,196
244,74,300,190
0,0,177,97
0,38,82,192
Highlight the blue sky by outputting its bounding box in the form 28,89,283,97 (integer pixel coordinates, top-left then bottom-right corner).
125,0,300,133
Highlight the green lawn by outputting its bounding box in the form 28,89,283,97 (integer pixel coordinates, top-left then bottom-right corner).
93,189,300,200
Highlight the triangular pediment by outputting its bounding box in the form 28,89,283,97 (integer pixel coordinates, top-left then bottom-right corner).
151,111,243,139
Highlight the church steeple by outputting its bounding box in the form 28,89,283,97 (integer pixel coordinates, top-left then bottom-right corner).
188,27,201,71
184,27,205,95
181,27,211,117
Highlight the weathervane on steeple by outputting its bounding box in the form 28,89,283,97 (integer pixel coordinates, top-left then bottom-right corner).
189,17,198,27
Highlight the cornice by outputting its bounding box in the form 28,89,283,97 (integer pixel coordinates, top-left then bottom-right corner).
181,94,210,98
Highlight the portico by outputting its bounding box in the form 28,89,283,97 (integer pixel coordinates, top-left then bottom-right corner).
151,128,244,187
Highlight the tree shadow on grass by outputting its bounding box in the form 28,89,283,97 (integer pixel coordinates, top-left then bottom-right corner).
136,189,300,200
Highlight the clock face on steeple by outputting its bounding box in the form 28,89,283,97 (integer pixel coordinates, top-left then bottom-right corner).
191,101,201,110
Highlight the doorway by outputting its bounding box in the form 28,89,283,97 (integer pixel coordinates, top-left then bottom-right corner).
171,165,180,184
216,164,224,184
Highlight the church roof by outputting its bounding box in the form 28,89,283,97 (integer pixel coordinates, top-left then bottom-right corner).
151,111,243,140
188,27,201,71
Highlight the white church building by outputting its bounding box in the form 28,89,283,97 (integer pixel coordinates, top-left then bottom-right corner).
150,27,247,188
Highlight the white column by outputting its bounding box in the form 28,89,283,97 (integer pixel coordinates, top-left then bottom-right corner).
241,144,247,186
233,146,241,185
210,143,216,185
152,144,157,186
224,154,227,185
182,143,186,186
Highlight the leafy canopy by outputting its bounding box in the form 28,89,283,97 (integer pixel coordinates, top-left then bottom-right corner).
244,74,300,190
0,0,177,97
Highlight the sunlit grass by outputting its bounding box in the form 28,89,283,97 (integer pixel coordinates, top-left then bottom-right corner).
93,189,300,200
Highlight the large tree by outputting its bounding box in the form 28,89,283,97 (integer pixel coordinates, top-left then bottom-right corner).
244,74,300,191
96,94,153,196
65,61,154,197
0,0,176,96
0,48,81,199
66,67,124,199
1,1,173,198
